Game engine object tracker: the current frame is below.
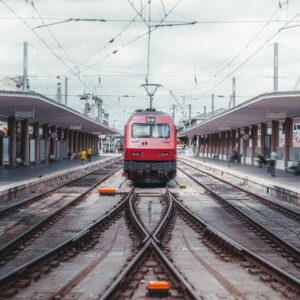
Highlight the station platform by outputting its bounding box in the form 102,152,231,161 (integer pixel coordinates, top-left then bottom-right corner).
0,154,121,202
0,155,117,187
179,154,300,205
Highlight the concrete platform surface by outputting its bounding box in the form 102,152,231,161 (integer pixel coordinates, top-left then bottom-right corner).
0,154,120,190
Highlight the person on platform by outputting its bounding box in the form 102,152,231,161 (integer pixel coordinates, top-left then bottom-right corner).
67,151,72,160
255,154,267,168
87,147,92,162
80,149,87,165
268,148,278,177
229,149,241,163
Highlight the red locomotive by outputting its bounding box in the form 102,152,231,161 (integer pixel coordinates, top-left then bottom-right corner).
124,109,176,184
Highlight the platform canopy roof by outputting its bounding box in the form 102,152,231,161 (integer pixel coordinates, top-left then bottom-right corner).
180,91,300,137
0,91,118,135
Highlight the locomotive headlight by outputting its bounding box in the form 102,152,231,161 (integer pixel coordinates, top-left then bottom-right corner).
160,152,170,157
132,152,141,157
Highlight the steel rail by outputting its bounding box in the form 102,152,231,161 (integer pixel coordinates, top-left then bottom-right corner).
0,162,123,259
99,239,202,300
128,190,173,244
128,193,149,244
99,239,151,300
0,188,134,287
178,166,300,259
178,158,300,221
172,192,300,291
99,191,201,300
151,240,202,300
0,157,122,217
152,188,174,244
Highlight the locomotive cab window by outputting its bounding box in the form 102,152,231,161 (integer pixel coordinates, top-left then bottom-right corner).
132,123,170,138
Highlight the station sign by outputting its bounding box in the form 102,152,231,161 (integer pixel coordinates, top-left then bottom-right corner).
15,109,35,118
70,125,82,130
267,112,286,119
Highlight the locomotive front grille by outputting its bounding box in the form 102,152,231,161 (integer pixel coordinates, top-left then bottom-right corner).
124,161,176,172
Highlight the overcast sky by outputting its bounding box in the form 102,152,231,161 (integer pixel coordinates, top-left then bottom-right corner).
1,0,300,131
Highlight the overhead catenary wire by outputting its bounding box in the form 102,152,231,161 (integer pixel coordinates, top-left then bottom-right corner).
3,15,300,24
182,2,288,102
279,43,300,56
0,0,93,94
0,43,22,54
199,2,288,87
29,2,95,93
59,1,151,80
2,1,299,122
128,0,183,83
193,10,300,105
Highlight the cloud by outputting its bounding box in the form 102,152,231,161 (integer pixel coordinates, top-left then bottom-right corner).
0,0,299,130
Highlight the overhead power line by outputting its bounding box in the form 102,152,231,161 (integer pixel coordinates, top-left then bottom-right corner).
128,0,184,83
194,10,300,104
1,0,93,93
59,1,151,81
200,3,287,87
0,43,22,54
30,3,95,92
2,16,300,24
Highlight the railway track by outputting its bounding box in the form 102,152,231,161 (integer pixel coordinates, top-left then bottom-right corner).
0,159,123,273
0,188,200,299
0,188,135,298
103,189,299,298
179,158,300,221
166,192,300,298
100,189,201,299
0,157,121,218
177,159,300,277
1,182,299,298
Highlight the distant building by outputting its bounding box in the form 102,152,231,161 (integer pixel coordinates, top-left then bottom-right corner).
0,76,24,91
177,107,226,134
103,112,109,127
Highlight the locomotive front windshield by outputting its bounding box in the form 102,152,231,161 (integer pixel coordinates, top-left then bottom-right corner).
131,123,170,138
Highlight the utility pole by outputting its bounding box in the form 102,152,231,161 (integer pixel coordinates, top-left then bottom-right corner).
211,93,215,117
169,90,188,122
171,104,176,121
232,77,236,107
188,104,192,148
274,42,278,92
188,104,192,128
57,76,62,103
23,41,28,91
146,2,151,83
204,106,207,120
64,77,68,106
